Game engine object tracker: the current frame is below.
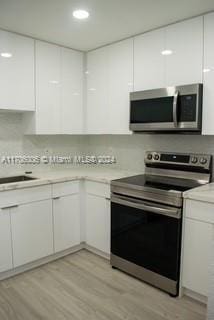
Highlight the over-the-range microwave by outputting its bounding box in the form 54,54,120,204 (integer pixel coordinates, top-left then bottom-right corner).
130,83,203,133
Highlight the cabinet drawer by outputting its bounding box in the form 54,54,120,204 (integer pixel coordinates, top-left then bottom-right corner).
85,181,110,198
52,181,79,198
0,185,52,209
185,199,214,223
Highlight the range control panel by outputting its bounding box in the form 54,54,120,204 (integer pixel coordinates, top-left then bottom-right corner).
145,151,212,170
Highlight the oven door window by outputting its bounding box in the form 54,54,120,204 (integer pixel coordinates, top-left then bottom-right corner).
130,96,174,123
111,202,181,281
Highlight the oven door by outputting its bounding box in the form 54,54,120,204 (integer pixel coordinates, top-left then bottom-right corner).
130,84,202,132
111,194,182,283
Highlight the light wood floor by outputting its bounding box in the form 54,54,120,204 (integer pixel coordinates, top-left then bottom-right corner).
0,250,206,320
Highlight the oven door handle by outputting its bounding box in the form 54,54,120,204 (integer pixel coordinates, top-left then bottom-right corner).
173,90,179,128
111,195,181,219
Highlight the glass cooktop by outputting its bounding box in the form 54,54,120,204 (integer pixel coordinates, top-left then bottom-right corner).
112,174,201,193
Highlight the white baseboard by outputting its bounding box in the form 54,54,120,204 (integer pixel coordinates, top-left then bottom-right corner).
0,243,84,281
183,288,207,304
84,243,110,260
0,243,110,281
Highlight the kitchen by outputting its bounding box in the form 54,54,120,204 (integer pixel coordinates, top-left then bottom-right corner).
0,0,214,319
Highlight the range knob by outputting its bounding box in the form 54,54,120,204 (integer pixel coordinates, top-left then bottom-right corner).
200,157,207,165
147,153,153,160
191,156,198,164
153,154,160,161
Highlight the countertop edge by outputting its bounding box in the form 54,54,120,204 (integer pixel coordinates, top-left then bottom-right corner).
0,170,138,192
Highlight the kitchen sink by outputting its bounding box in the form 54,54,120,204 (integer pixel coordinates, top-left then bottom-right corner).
0,175,37,184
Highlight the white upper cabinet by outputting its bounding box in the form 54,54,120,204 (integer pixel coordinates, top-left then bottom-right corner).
202,12,214,135
165,17,203,86
86,39,133,134
108,39,133,134
134,29,165,91
86,46,109,133
24,41,84,134
35,41,61,134
134,17,203,91
0,30,35,111
61,48,83,134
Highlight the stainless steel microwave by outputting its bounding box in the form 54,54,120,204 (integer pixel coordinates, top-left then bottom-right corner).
130,83,203,133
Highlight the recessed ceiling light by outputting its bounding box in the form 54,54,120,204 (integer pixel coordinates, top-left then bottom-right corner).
161,50,173,56
1,52,12,58
73,10,89,20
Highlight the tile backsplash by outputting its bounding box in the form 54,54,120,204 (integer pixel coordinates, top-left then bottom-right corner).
1,113,214,176
0,113,86,175
86,134,214,173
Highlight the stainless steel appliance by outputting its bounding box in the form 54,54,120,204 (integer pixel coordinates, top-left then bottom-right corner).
110,151,212,296
130,84,202,133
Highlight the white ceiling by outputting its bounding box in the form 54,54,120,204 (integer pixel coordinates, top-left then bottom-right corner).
0,0,214,51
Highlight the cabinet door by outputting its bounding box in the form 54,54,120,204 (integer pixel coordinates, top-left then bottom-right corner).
0,208,13,272
165,17,203,86
11,200,53,267
202,13,214,135
0,30,34,111
35,41,61,134
108,39,133,134
86,194,110,254
182,218,212,296
86,39,133,134
61,48,83,134
86,47,108,133
53,194,80,252
134,28,165,91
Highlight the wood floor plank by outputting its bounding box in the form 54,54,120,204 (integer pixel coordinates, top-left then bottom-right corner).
0,250,207,320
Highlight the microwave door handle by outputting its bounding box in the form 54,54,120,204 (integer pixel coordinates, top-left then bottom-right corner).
111,196,181,219
173,91,179,128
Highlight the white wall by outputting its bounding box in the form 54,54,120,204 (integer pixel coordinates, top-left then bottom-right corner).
86,135,214,173
1,113,214,176
0,113,86,175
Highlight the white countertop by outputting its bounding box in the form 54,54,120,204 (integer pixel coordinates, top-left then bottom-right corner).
4,167,214,204
184,182,214,204
0,167,141,192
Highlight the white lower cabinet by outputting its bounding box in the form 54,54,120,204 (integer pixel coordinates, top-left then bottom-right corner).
0,179,111,277
86,193,110,254
0,208,13,272
182,199,214,298
11,200,53,267
53,194,81,253
182,218,212,297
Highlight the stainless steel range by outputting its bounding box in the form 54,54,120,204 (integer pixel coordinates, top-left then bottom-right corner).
110,151,212,296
